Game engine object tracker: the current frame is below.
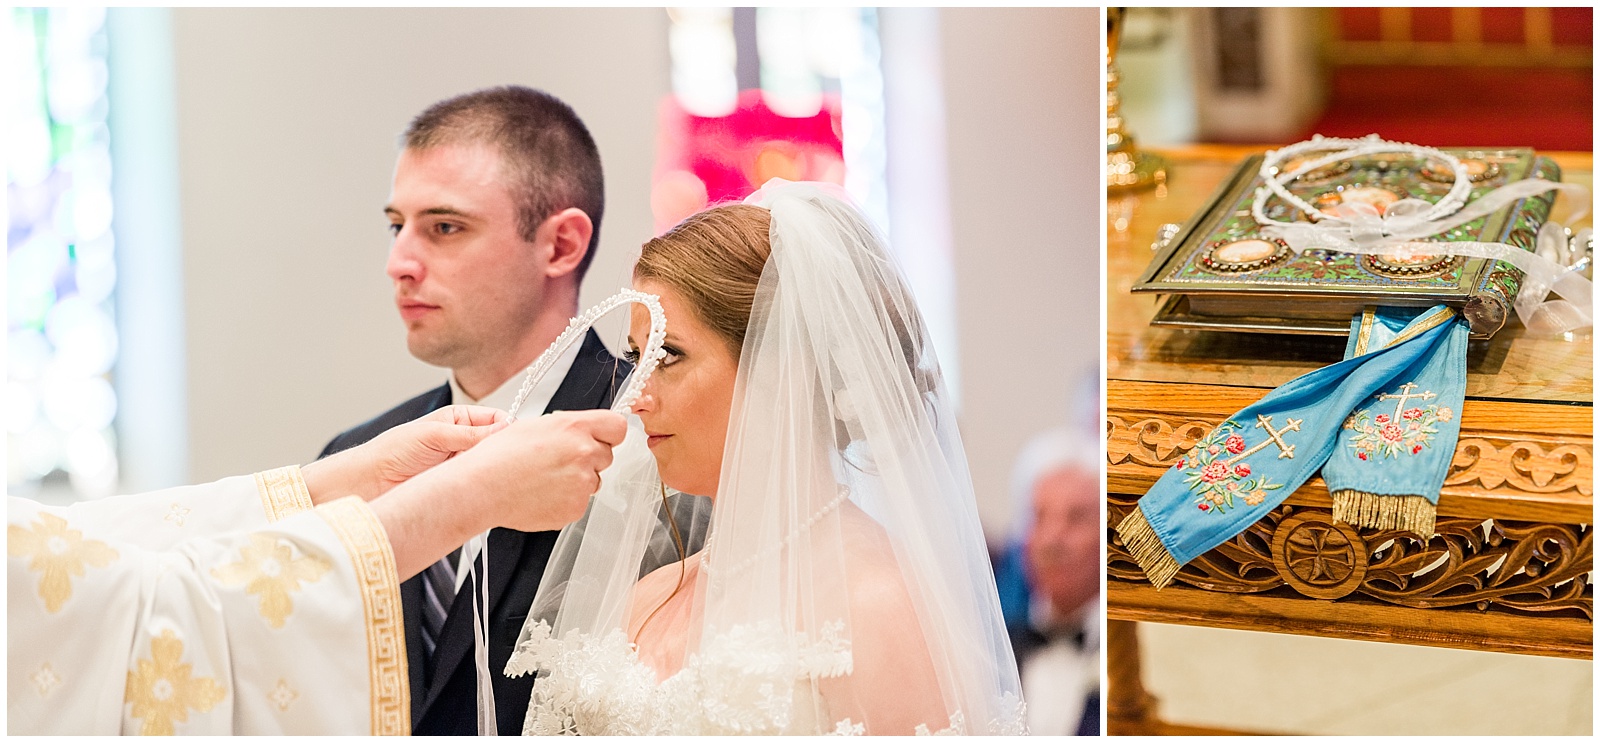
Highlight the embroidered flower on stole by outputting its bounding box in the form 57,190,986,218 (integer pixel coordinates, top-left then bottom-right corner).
210,533,331,629
7,511,119,613
1178,421,1286,515
1346,403,1451,460
126,629,227,734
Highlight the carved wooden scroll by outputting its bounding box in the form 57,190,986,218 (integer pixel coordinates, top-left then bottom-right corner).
1107,490,1593,620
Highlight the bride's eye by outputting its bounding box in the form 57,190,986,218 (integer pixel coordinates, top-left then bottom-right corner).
657,346,682,367
622,348,641,365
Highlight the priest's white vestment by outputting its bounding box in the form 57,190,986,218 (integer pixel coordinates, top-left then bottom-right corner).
7,466,408,734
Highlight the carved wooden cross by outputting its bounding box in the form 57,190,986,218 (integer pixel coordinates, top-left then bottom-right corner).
1225,414,1302,465
1378,382,1436,419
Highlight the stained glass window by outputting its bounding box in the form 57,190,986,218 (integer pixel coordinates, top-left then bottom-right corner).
7,7,120,499
656,7,887,235
657,7,957,394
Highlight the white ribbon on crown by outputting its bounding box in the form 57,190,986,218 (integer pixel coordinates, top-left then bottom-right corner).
1249,135,1592,336
469,288,668,735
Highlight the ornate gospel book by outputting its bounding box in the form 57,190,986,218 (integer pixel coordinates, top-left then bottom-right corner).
1131,147,1562,339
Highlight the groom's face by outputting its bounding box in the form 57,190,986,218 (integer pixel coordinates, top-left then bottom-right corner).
385,143,553,374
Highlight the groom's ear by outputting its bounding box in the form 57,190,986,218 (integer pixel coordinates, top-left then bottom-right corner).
542,207,594,280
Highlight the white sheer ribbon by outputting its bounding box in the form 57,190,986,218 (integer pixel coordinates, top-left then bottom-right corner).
463,289,668,735
1250,136,1592,336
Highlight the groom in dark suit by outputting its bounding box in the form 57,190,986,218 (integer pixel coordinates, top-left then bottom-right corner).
320,86,627,735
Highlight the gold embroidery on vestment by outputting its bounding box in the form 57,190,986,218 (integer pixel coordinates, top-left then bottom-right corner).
7,511,118,613
32,663,61,697
165,502,191,527
125,629,227,735
269,678,299,712
319,496,410,735
254,466,314,523
210,533,332,629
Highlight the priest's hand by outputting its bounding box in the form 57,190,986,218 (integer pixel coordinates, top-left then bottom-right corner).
302,405,508,504
448,410,627,530
371,409,628,580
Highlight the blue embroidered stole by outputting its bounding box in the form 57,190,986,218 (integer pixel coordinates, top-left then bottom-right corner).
1115,305,1466,589
1325,307,1469,537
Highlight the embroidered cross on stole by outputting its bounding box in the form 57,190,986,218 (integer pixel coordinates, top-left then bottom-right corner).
1117,305,1468,589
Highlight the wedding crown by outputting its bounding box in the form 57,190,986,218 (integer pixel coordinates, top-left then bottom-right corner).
507,288,668,421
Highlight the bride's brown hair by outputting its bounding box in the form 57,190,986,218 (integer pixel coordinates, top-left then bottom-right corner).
634,204,771,353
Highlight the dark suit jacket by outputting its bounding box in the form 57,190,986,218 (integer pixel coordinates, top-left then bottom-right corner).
319,330,627,735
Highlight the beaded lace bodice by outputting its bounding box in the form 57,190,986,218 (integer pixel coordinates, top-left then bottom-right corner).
506,620,1022,735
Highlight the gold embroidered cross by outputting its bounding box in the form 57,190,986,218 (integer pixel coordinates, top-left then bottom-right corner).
1378,382,1436,419
1225,414,1301,465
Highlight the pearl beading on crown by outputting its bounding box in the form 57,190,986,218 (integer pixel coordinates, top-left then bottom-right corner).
1250,134,1472,230
507,289,668,422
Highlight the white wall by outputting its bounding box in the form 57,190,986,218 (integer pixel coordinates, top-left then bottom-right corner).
940,7,1102,538
156,7,1100,540
167,8,669,481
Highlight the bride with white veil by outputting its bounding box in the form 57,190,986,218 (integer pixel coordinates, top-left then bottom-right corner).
505,179,1027,735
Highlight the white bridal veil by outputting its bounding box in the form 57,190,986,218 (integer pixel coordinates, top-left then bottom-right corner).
506,179,1026,735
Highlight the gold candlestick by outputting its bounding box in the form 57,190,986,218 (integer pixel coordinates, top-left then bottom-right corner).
1107,7,1167,193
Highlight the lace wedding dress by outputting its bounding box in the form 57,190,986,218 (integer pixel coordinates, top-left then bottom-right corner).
502,180,1028,735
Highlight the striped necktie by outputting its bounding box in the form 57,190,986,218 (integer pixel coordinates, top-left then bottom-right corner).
420,547,462,664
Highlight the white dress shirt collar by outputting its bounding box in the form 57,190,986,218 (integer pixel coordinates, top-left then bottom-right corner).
447,335,585,415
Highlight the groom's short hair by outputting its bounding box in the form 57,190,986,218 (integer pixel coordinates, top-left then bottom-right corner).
403,86,605,278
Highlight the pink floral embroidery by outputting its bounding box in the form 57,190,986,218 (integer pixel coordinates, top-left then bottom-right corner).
1347,392,1453,461
1180,421,1285,516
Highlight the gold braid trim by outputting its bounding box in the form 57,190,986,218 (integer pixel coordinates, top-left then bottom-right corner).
1379,306,1456,351
1115,505,1181,590
317,496,410,735
1331,490,1437,537
254,466,314,523
1354,306,1378,356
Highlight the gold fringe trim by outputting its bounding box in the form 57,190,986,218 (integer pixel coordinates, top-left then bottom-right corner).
1330,490,1437,537
318,496,410,735
254,465,314,523
1115,506,1181,590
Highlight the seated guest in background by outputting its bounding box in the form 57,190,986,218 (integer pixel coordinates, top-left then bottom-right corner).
995,428,1101,735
